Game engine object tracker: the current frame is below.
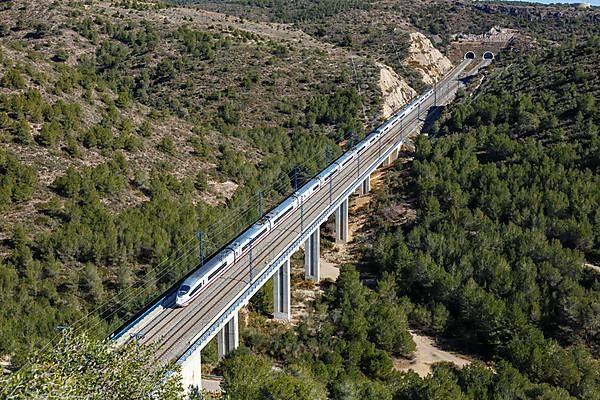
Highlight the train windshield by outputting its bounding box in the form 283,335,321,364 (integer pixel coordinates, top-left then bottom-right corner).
178,285,190,296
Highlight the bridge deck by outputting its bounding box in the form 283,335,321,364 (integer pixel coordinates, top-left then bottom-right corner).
115,59,472,364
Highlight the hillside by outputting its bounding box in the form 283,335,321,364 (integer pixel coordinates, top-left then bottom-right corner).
1,0,600,398
0,0,459,366
364,34,600,397
1,0,595,374
183,1,600,53
199,32,600,400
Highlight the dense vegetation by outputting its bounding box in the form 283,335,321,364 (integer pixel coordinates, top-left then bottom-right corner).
0,332,184,399
214,262,592,399
365,36,600,396
0,0,370,365
211,33,600,400
2,1,600,399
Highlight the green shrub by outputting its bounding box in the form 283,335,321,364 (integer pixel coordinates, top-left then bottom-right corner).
1,67,25,89
158,136,176,155
0,150,36,210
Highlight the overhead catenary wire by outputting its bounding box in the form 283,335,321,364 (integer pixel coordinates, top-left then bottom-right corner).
56,83,452,378
33,241,200,359
108,59,462,328
44,137,344,348
83,164,326,341
138,62,466,356
40,61,465,356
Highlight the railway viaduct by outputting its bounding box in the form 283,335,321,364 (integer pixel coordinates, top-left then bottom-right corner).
111,58,476,393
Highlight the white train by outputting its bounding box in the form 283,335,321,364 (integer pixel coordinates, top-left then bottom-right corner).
175,89,432,306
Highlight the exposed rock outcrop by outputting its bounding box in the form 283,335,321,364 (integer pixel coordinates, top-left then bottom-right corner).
404,32,453,85
377,62,417,119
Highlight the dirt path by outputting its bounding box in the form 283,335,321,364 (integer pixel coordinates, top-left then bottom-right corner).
320,258,340,281
201,378,223,394
394,331,471,377
585,263,600,274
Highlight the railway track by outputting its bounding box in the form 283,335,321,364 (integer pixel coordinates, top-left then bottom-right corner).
116,59,472,364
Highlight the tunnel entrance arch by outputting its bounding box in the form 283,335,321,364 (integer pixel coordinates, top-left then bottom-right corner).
464,51,476,60
483,51,494,60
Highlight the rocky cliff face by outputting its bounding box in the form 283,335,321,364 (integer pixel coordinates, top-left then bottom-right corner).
404,32,453,85
377,63,417,119
377,31,454,118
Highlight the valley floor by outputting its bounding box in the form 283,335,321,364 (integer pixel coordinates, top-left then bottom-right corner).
393,331,471,377
315,151,474,377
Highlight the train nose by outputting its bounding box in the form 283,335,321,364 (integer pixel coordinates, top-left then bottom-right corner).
175,295,189,307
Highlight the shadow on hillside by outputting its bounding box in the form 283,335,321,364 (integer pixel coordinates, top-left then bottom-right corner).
421,105,446,133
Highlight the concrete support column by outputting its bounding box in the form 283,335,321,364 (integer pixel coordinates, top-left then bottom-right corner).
383,151,396,166
382,155,391,167
217,312,239,360
304,229,320,281
335,198,349,244
273,259,291,321
180,347,202,393
390,147,398,163
359,174,371,196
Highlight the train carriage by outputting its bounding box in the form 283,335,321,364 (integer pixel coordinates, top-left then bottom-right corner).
175,249,235,307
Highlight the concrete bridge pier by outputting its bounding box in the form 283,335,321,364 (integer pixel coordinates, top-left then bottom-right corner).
180,347,202,393
273,258,291,320
304,230,320,281
383,146,400,167
359,174,371,196
391,144,401,163
382,154,392,167
217,312,239,360
335,198,348,244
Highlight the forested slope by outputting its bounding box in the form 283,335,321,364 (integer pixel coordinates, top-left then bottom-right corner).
197,30,600,400
0,0,384,366
365,36,600,397
2,1,599,398
177,37,600,400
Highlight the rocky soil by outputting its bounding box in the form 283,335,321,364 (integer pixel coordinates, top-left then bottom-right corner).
404,32,454,85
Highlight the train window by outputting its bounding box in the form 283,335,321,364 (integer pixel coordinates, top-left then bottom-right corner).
178,285,190,296
255,227,268,241
325,167,338,181
208,262,228,281
188,281,204,297
341,158,353,167
273,206,294,225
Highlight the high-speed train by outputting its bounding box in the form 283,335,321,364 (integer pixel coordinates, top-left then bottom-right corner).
175,88,433,307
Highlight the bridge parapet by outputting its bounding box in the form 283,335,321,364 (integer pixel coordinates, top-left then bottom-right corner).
114,60,475,396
